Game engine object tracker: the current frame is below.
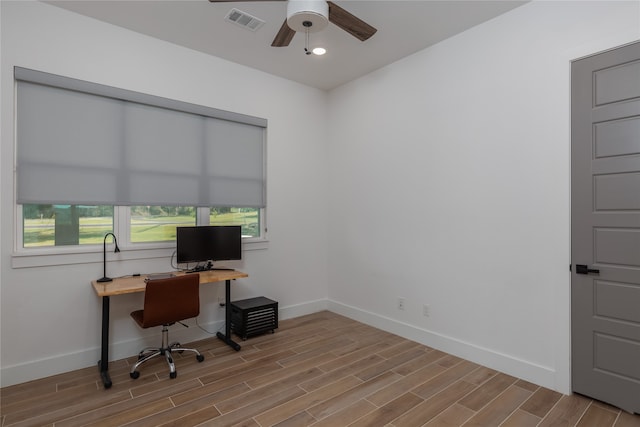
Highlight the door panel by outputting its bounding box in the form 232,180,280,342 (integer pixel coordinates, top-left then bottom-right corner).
594,333,640,380
595,280,640,323
595,228,640,266
595,173,640,209
594,59,640,105
571,41,640,414
594,117,640,158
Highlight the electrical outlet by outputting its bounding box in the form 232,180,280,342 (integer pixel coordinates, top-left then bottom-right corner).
398,297,405,311
423,304,430,317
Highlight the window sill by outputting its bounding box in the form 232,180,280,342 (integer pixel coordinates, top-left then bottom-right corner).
11,239,269,269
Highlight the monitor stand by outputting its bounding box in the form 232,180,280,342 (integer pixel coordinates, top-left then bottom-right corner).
189,262,234,272
188,261,212,273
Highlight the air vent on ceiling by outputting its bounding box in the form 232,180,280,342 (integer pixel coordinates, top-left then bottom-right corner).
225,8,265,32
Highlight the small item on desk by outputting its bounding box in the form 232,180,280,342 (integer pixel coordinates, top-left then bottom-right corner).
187,264,234,273
145,273,175,282
133,273,141,277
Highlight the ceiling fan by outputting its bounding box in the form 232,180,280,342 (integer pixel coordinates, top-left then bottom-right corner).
208,0,377,47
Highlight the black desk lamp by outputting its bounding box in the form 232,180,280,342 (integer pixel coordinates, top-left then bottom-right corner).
97,232,120,283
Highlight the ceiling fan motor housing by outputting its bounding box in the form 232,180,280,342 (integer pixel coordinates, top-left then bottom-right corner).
286,0,329,33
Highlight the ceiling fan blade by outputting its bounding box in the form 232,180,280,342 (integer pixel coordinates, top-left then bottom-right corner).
271,19,295,47
327,1,376,41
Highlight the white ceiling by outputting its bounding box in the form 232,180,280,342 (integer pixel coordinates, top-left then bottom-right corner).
46,0,527,91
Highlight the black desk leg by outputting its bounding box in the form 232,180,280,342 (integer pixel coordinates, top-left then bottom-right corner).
216,279,241,351
98,295,112,389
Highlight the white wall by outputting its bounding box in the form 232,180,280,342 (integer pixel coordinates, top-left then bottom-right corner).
0,1,329,386
326,1,640,394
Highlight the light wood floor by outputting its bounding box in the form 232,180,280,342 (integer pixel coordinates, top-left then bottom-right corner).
2,311,639,427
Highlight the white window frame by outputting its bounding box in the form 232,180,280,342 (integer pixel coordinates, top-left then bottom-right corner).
12,205,267,269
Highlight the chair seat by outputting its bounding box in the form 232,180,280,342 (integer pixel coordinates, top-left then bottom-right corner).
130,309,177,328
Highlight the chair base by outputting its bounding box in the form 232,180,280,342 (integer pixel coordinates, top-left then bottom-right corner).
130,324,204,379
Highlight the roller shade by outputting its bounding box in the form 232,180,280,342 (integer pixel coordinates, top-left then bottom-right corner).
15,67,266,208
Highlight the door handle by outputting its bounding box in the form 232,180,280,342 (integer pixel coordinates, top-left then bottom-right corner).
575,264,600,275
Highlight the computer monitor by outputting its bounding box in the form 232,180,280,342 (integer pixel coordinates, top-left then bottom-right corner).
176,225,242,268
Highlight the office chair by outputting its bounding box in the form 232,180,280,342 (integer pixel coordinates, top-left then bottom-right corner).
129,274,204,379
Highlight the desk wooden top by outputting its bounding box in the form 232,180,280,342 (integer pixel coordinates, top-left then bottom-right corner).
91,269,248,297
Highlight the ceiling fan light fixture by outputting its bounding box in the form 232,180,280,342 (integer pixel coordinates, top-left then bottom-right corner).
312,47,326,55
286,0,328,33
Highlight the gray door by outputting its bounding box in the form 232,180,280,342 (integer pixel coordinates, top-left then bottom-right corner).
571,41,640,414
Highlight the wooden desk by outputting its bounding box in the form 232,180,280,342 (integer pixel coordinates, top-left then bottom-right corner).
92,269,248,389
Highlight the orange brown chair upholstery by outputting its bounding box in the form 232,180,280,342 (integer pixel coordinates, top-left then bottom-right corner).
129,274,204,379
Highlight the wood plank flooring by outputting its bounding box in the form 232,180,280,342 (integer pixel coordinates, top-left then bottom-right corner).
1,311,639,427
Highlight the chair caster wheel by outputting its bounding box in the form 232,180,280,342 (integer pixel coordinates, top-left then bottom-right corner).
130,371,140,379
170,372,177,379
196,354,204,362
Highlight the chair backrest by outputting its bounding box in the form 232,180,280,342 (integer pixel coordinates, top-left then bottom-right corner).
140,274,200,328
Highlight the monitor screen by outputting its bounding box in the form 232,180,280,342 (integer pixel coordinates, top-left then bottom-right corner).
176,226,242,265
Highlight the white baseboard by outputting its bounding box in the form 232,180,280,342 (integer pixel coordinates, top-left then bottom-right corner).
279,298,328,321
0,299,329,388
0,319,225,388
1,298,557,392
326,299,558,392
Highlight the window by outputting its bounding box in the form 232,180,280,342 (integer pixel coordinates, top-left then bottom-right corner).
22,204,114,248
130,206,196,243
19,205,263,250
14,67,267,259
210,207,260,239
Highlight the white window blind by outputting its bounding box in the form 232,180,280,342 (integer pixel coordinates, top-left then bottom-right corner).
15,67,266,208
